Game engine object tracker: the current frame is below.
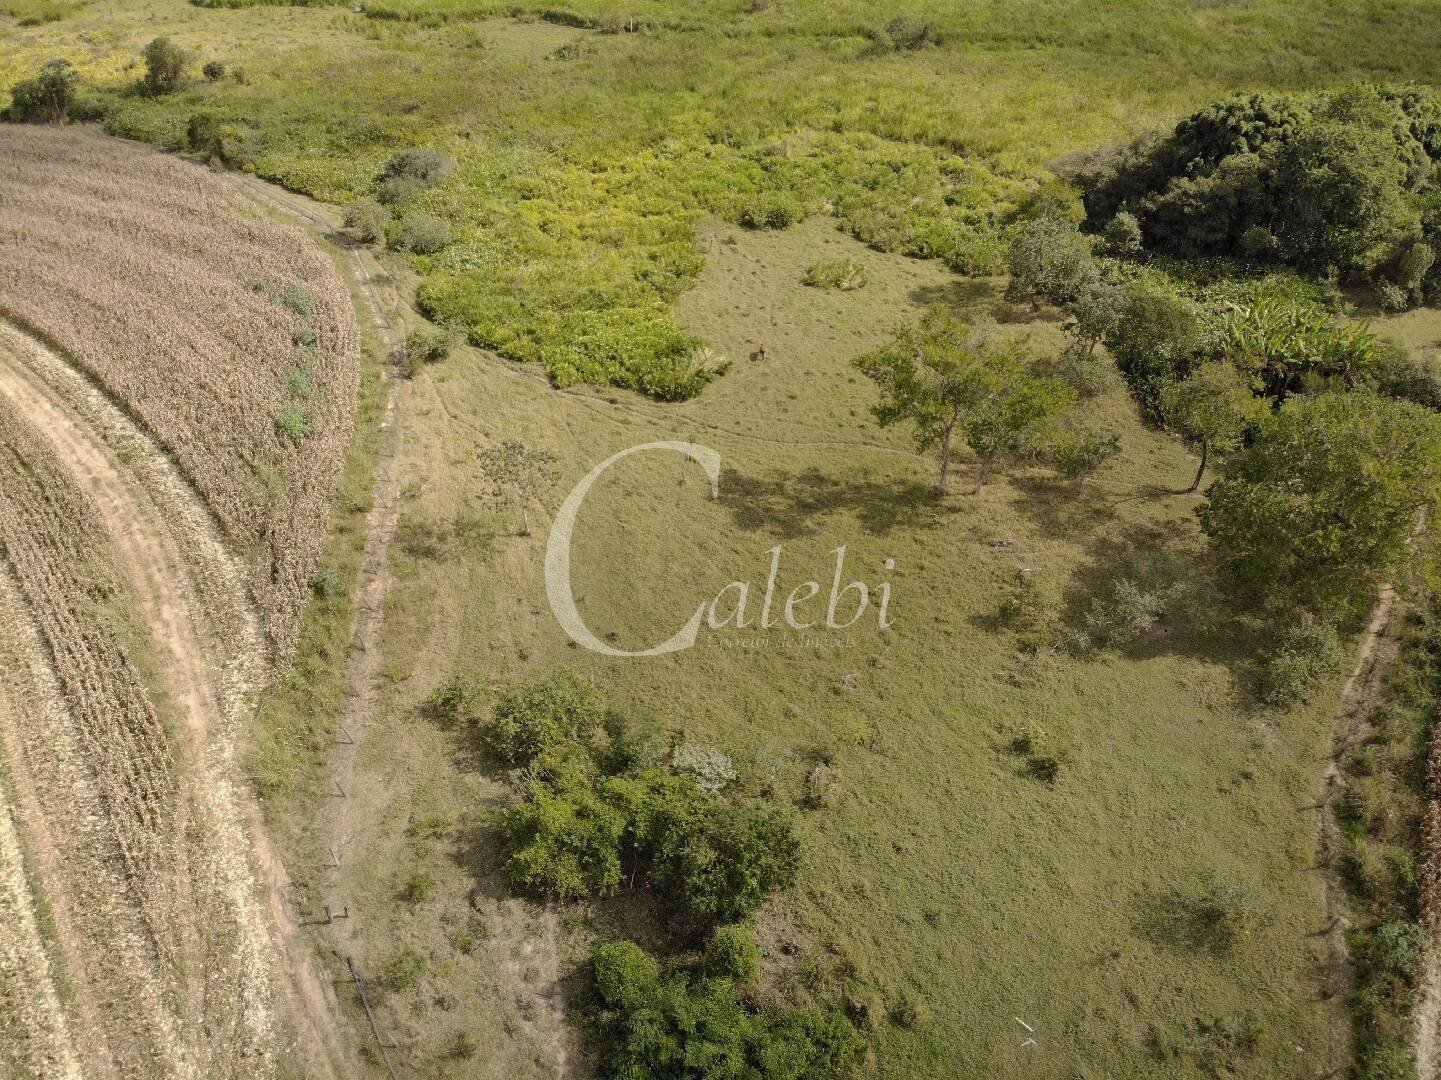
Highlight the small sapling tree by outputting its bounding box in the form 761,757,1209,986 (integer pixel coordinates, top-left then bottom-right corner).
477,438,560,536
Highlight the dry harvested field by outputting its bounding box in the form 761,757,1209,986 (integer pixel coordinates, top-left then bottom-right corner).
0,324,287,1076
0,125,359,657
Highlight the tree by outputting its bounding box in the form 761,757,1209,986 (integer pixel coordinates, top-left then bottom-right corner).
1062,278,1126,358
855,308,1070,495
1268,108,1411,270
1004,216,1096,307
477,438,559,535
1103,281,1209,419
6,59,79,123
1198,392,1441,615
1159,360,1270,492
141,37,190,95
961,358,1075,492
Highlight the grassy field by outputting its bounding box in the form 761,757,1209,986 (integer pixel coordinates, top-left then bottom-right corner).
9,0,1441,1076
293,220,1349,1079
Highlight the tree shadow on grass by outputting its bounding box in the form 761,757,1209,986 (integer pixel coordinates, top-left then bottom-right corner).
1008,474,1130,538
1053,520,1266,675
906,279,997,315
719,467,942,539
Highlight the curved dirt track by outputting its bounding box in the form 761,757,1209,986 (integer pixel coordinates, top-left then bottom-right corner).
0,320,353,1077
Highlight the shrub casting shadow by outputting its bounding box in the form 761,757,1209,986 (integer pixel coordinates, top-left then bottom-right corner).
719,467,940,538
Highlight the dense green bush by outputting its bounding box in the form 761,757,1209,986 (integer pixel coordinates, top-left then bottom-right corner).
1101,281,1209,418
5,58,78,123
701,924,761,984
1261,614,1347,706
503,779,631,898
342,197,389,244
186,112,221,155
402,326,454,376
1066,86,1441,279
484,670,607,766
649,800,803,923
383,949,427,992
1372,338,1441,410
383,145,454,185
590,935,863,1080
737,191,805,229
423,673,485,726
491,675,803,922
1004,216,1095,306
1045,426,1121,480
390,211,455,254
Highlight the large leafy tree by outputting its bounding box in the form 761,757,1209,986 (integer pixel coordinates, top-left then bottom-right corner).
855,308,1074,494
5,59,79,124
1268,114,1411,271
1198,392,1441,614
1159,360,1270,492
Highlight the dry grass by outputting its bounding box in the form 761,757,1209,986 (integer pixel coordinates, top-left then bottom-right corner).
0,125,359,658
0,763,81,1080
0,338,281,1076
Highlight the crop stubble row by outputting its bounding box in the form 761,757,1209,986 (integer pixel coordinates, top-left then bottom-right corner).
0,126,360,658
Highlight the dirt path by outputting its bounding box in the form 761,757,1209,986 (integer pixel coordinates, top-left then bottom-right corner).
225,171,414,1063
1308,585,1402,1074
0,321,353,1077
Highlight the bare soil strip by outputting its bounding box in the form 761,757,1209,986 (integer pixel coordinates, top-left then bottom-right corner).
1309,586,1401,1074
0,320,351,1077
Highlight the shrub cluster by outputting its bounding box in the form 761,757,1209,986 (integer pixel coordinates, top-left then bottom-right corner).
803,256,867,290
1005,211,1387,418
4,58,78,123
591,930,863,1080
401,326,454,376
1261,614,1347,706
488,672,802,923
390,211,454,254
